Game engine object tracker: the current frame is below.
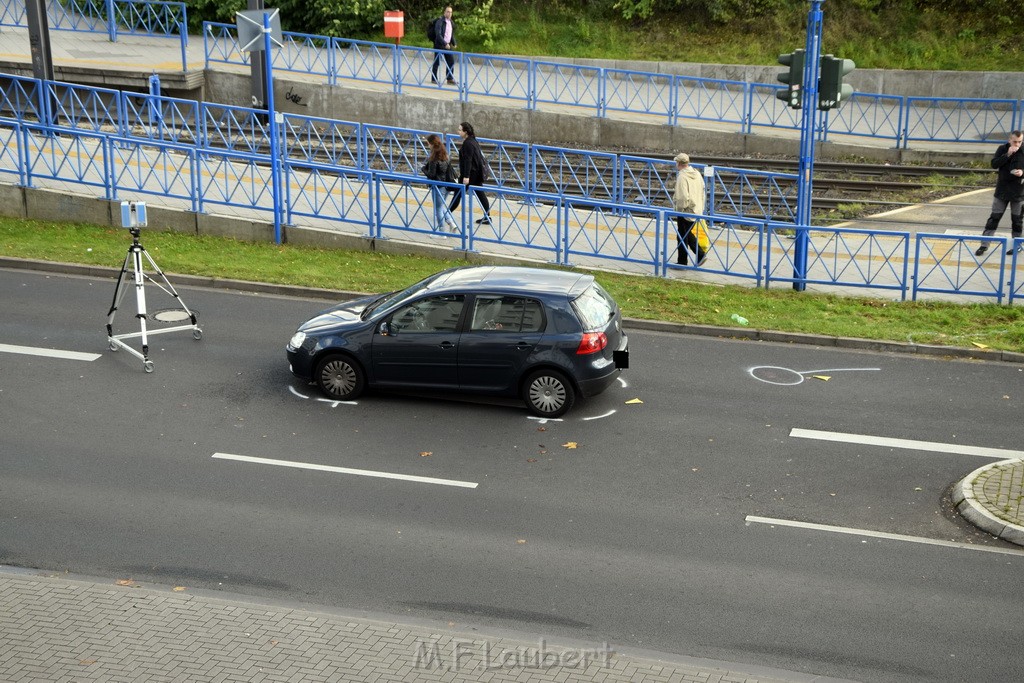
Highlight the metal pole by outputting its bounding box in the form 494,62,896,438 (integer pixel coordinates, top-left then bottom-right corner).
263,11,282,245
24,0,54,127
248,0,268,109
793,0,823,292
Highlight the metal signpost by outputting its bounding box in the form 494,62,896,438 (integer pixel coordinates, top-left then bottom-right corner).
236,7,284,243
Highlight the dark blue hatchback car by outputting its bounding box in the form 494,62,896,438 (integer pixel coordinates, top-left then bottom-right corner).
286,265,629,417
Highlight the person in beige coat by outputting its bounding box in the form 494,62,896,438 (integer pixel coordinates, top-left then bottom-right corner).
672,152,707,265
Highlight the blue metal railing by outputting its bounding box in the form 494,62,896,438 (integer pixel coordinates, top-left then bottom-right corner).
200,22,1024,149
0,0,186,40
902,97,1019,148
0,79,1021,305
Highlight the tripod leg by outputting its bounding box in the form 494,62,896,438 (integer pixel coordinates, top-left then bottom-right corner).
132,246,153,372
106,249,134,342
140,247,199,325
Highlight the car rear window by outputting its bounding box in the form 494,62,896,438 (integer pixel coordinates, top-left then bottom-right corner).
470,296,544,332
572,283,616,330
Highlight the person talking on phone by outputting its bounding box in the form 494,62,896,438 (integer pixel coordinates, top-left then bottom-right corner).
975,130,1024,256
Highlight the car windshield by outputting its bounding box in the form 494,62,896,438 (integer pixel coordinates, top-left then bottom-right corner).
572,283,616,330
360,275,440,320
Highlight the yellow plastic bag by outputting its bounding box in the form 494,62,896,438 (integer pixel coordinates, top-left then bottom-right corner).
694,219,710,251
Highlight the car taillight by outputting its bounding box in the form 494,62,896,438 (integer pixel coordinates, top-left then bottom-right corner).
576,331,608,355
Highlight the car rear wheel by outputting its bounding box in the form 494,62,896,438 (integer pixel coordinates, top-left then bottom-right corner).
315,354,366,400
523,369,576,418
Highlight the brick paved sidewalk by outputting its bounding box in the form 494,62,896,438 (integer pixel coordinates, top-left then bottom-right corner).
0,567,849,683
953,458,1024,546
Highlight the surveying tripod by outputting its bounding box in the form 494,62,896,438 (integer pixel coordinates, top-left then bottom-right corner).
105,220,202,372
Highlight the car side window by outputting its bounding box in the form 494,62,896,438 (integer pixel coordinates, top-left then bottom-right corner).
390,295,464,333
470,296,544,332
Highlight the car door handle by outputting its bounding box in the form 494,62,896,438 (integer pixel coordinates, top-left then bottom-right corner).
438,341,456,349
514,342,533,351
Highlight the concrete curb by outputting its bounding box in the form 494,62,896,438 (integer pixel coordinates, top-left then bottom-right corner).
951,459,1024,547
3,255,1022,363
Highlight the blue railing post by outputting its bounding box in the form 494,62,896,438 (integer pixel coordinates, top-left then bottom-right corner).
259,11,283,244
179,20,188,70
742,83,752,134
105,0,116,42
15,121,27,187
147,73,161,138
327,38,337,86
392,44,401,95
792,0,824,292
527,60,536,111
899,96,910,149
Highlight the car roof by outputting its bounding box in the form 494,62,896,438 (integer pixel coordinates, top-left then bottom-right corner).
428,266,594,298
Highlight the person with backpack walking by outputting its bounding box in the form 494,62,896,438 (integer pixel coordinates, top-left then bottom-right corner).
429,6,457,86
448,121,492,225
422,133,458,235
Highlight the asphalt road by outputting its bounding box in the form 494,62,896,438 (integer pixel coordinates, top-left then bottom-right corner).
1,267,1022,683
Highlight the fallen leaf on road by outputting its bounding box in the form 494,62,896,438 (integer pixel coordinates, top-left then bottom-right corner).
972,342,989,349
173,586,187,592
420,451,432,457
562,442,578,449
812,375,831,381
115,579,137,587
625,398,643,404
516,539,527,544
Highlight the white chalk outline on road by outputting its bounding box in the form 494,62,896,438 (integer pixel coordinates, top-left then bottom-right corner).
0,342,101,362
212,452,478,489
748,366,880,386
790,427,1024,459
745,515,1024,557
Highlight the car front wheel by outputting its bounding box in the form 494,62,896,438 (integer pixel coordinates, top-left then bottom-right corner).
523,369,576,418
315,354,366,401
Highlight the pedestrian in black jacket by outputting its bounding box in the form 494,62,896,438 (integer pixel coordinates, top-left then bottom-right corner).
976,130,1024,256
448,121,491,225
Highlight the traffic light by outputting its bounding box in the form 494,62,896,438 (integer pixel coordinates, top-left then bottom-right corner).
819,55,855,111
776,49,805,109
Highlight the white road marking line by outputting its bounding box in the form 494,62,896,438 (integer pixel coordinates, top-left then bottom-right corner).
745,515,1024,557
790,428,1024,459
0,343,101,362
212,452,478,489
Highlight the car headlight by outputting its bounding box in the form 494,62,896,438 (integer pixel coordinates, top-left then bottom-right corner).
288,331,306,350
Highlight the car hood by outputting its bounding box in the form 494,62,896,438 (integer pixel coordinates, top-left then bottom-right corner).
299,293,379,332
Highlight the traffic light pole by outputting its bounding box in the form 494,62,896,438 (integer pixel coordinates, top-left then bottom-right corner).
793,0,824,292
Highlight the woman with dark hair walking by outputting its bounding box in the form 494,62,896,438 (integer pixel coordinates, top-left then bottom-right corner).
448,121,491,225
422,133,457,235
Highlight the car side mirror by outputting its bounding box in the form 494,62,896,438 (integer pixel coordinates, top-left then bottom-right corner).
378,321,393,336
